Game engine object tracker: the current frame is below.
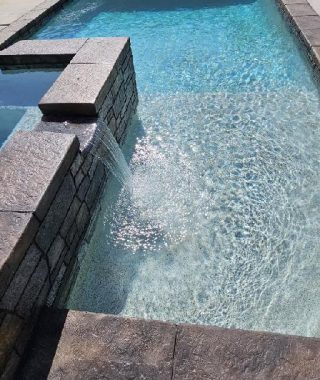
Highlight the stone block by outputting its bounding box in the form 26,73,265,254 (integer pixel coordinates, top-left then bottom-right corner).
1,17,34,37
47,234,66,273
113,84,126,119
70,153,83,177
50,247,68,284
0,245,42,312
35,119,97,153
77,175,90,201
0,212,39,299
294,15,320,30
88,156,99,180
76,203,90,236
47,264,66,306
36,173,76,252
107,116,117,135
35,0,68,11
60,197,81,238
65,223,78,248
312,46,320,65
0,132,79,220
0,27,18,51
0,38,87,65
286,3,317,16
173,324,320,379
39,63,118,116
65,233,80,264
71,37,129,66
16,258,49,317
0,313,24,375
283,0,308,4
85,162,105,210
111,69,124,98
303,28,320,46
74,169,85,188
80,153,93,175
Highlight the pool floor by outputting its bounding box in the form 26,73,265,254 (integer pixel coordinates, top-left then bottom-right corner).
36,0,320,337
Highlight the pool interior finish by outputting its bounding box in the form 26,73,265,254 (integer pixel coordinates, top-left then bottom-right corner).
35,0,320,337
0,68,61,147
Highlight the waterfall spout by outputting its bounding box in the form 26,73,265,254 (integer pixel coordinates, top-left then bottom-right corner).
92,121,132,191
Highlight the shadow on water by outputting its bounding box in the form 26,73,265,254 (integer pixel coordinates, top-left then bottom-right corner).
39,0,258,39
87,0,258,12
67,116,149,315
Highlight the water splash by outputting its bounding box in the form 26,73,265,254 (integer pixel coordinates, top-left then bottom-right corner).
92,121,132,191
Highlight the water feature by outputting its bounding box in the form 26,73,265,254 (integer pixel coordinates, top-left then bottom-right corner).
92,123,132,190
35,0,320,337
0,68,61,147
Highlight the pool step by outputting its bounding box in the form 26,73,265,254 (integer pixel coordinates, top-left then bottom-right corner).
17,307,320,379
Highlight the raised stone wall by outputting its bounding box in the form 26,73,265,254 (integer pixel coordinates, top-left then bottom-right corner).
0,37,138,379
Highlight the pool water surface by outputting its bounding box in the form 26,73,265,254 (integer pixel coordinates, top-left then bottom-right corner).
35,0,320,337
0,68,61,147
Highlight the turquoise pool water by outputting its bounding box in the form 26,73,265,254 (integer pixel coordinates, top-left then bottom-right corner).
36,0,320,337
0,69,61,147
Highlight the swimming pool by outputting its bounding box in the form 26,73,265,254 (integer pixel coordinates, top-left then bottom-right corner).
0,68,61,147
35,0,320,337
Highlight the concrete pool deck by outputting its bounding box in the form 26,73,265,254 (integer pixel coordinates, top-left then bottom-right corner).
308,0,320,15
16,308,320,379
0,0,47,27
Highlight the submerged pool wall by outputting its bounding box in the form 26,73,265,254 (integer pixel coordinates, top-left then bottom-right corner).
0,38,137,378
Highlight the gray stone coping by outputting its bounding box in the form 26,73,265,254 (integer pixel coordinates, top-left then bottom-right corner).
35,117,98,154
0,0,69,50
18,309,320,379
0,38,87,65
0,131,78,219
0,37,130,117
38,38,130,116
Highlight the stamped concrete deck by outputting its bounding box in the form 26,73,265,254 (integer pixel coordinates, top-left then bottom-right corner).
17,308,320,380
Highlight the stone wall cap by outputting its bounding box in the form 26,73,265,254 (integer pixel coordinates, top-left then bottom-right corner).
39,63,115,116
0,131,79,220
35,118,98,154
71,37,129,65
0,39,88,65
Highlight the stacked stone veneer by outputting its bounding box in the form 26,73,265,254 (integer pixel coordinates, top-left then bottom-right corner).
0,37,137,379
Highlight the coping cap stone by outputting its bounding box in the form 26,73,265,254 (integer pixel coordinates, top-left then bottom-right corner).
71,37,129,65
0,39,88,65
35,118,98,154
0,131,79,220
39,63,117,116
